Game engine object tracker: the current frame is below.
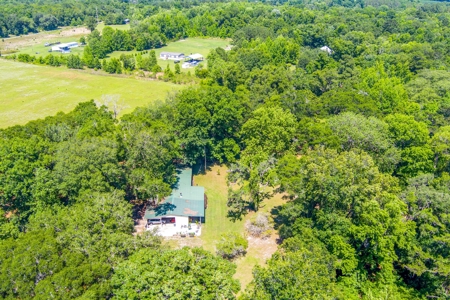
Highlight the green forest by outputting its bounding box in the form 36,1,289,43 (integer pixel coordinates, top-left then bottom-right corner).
1,0,450,299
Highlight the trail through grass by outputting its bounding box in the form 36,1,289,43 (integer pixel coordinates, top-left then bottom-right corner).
0,59,183,127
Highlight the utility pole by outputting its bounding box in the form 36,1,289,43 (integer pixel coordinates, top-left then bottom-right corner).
204,145,206,172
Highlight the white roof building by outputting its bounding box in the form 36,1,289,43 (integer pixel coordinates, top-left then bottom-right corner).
51,42,79,53
320,46,333,55
186,53,204,61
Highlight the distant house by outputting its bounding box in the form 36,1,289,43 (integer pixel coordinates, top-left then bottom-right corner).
124,19,130,24
160,52,185,60
145,168,205,236
320,45,333,55
51,42,78,53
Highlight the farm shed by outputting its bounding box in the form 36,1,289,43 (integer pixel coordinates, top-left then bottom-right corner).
186,53,204,61
51,42,79,53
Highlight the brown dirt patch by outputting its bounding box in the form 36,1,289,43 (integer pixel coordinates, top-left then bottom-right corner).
1,26,89,51
247,234,279,262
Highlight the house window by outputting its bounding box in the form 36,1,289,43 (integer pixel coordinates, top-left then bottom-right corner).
162,217,175,224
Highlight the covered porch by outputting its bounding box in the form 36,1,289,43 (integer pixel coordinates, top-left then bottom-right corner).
145,215,202,237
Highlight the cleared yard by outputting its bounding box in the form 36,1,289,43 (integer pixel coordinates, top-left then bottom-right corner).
1,23,128,58
108,38,230,72
0,59,183,128
193,165,285,291
96,22,130,32
1,26,89,56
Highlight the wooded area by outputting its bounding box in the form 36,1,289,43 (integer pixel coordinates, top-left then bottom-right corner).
1,0,450,299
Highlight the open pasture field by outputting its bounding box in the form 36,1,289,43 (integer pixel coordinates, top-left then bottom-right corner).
108,37,230,72
0,23,128,57
0,59,182,128
0,26,89,56
96,22,130,32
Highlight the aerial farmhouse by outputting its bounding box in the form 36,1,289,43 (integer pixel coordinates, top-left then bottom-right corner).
145,168,206,236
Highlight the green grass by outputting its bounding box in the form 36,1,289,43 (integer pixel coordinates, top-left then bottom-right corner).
194,165,245,252
108,38,230,73
13,37,86,58
96,22,130,32
4,25,229,74
0,59,183,128
193,165,286,292
3,23,129,58
1,26,89,57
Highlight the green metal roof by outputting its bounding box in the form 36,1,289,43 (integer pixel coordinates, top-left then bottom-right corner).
145,168,205,218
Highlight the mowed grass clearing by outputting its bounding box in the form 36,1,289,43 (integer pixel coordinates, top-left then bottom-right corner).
193,165,285,292
96,22,130,32
11,36,86,58
1,23,128,57
108,38,230,72
1,26,89,56
0,59,183,128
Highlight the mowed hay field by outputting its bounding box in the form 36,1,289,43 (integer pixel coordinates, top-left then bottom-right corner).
1,23,129,57
0,59,183,128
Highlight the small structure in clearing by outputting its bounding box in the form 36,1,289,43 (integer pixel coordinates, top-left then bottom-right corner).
182,53,204,68
145,168,205,237
51,42,78,53
160,52,185,60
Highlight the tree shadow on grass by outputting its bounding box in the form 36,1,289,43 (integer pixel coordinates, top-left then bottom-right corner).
192,162,213,176
270,204,288,245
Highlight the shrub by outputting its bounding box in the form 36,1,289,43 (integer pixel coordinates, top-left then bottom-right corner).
216,232,248,260
245,213,271,239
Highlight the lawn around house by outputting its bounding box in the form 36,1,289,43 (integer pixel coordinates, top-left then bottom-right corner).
193,164,285,291
0,59,183,128
194,165,245,252
107,37,230,72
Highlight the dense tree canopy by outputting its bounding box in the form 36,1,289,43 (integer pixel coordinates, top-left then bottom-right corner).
2,0,450,298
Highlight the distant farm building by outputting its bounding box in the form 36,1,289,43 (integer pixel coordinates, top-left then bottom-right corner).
182,53,204,68
51,42,79,53
145,168,205,237
186,53,204,61
160,52,185,60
